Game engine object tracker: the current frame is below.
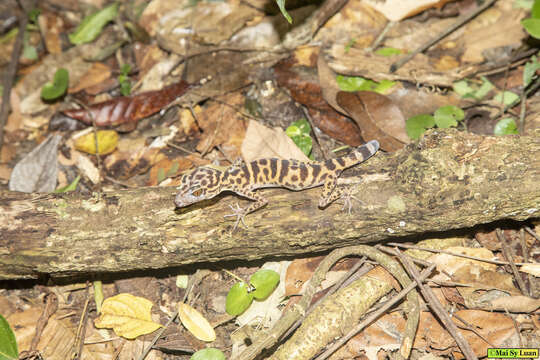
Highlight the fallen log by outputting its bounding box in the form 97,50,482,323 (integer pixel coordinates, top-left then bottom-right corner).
1,129,538,279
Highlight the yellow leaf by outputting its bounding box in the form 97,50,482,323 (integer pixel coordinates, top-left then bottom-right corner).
178,302,216,342
94,293,162,339
74,130,118,155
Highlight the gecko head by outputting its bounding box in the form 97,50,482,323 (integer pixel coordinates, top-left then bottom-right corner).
174,167,223,208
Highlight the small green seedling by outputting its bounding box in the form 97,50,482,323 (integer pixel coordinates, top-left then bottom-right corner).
275,0,292,23
521,0,540,38
494,118,519,135
118,63,132,96
286,118,313,158
406,105,465,140
225,269,280,316
41,68,69,100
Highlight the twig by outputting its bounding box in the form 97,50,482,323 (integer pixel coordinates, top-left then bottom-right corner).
316,263,436,360
301,105,327,160
72,284,91,360
0,7,27,153
387,242,531,266
493,75,540,121
519,228,534,297
390,0,498,73
138,311,178,360
496,229,528,295
395,249,478,360
524,226,540,243
366,21,396,52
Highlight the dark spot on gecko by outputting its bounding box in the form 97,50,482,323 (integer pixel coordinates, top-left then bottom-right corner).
326,160,336,171
236,178,242,184
270,158,278,179
358,145,372,160
311,164,321,181
250,162,260,183
299,165,308,182
279,160,289,183
291,174,298,182
336,157,345,167
229,168,240,176
259,159,267,166
263,168,269,178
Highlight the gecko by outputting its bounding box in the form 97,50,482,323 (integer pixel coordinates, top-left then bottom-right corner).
174,140,379,230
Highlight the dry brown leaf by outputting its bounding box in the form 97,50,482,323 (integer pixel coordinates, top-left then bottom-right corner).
461,6,526,63
337,91,407,151
68,62,112,94
94,293,162,339
520,263,540,277
241,120,309,162
488,295,540,313
429,246,497,274
364,0,454,21
195,92,247,160
178,302,216,342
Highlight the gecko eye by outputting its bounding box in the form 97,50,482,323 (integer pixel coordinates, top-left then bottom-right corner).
192,189,204,197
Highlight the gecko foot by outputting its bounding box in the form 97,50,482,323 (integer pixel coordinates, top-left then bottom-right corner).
223,203,248,231
340,187,364,215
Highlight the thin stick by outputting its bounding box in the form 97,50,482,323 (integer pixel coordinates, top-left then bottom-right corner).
0,7,28,153
396,249,478,360
390,0,498,73
387,242,531,266
496,229,528,295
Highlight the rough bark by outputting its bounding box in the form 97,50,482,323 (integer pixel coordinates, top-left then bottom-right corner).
1,129,539,279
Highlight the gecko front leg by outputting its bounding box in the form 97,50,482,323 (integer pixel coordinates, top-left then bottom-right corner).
223,190,268,231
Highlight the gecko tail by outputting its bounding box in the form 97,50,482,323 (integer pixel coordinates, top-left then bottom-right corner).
336,140,380,169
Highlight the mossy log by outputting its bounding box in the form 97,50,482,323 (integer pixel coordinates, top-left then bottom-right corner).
1,129,538,279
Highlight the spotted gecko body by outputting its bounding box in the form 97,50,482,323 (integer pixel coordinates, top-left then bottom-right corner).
175,140,379,229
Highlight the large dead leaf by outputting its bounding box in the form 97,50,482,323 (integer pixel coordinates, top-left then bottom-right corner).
337,91,408,151
364,0,454,21
8,134,62,193
241,120,309,162
94,293,162,339
274,53,364,146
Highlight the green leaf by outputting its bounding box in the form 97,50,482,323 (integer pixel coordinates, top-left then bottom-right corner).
375,47,402,56
336,75,395,93
523,56,540,86
493,91,519,106
474,77,494,99
275,0,292,23
452,80,475,97
69,2,119,44
226,282,254,316
434,105,464,128
0,314,18,360
190,348,226,360
286,119,312,157
494,118,519,135
166,161,180,177
54,175,81,193
373,79,396,93
521,18,540,38
250,269,280,300
41,68,69,100
514,0,534,10
336,75,371,92
532,0,540,18
405,114,435,140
